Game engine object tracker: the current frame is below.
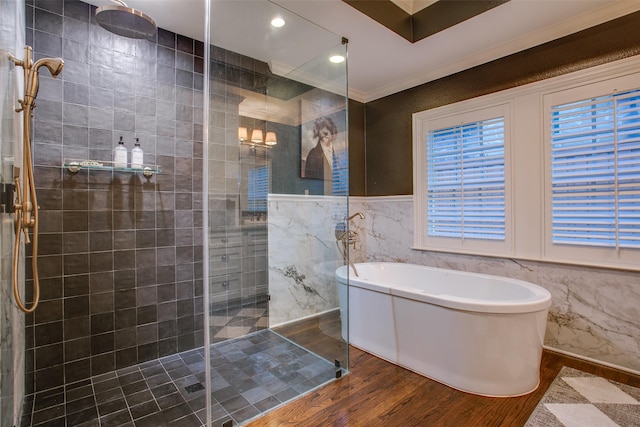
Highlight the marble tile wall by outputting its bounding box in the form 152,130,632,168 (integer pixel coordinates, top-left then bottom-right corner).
350,196,640,374
267,194,345,326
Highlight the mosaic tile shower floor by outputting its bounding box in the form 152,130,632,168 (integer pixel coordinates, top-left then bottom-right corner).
21,329,338,427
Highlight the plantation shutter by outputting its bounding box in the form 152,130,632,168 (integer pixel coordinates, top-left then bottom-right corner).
248,166,268,212
332,150,349,196
426,117,506,240
550,89,640,248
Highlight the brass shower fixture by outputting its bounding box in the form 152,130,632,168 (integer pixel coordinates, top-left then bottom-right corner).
335,212,365,277
8,46,64,314
9,47,64,111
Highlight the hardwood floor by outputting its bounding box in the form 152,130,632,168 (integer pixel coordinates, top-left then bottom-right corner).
247,313,640,427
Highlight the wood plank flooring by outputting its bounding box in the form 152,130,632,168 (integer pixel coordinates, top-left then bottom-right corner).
247,313,640,427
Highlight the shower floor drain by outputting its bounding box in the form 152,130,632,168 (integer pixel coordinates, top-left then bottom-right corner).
185,382,205,393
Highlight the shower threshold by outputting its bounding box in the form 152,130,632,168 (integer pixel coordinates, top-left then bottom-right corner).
21,329,339,427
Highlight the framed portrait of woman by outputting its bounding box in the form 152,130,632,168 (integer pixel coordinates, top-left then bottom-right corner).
300,100,346,181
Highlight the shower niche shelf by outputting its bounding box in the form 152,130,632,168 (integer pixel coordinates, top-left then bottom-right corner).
63,159,161,177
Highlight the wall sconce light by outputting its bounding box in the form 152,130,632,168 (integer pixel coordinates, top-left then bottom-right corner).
251,129,264,143
265,132,277,146
239,127,277,149
238,127,248,142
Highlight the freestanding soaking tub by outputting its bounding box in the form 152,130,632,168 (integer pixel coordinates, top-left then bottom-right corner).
336,262,552,397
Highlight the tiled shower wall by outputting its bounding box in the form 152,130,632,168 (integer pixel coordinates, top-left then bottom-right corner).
24,0,206,395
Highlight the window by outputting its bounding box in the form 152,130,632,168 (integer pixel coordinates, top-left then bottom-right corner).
549,89,640,249
332,149,349,196
544,75,640,268
247,166,268,212
413,58,640,270
414,103,512,255
427,117,505,240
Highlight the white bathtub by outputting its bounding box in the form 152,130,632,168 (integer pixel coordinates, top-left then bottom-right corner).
336,262,552,397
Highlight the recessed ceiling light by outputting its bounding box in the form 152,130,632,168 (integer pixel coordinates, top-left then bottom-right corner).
271,17,285,28
329,55,345,64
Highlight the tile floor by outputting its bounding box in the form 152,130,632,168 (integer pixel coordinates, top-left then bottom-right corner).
525,366,640,427
21,329,339,427
209,305,270,343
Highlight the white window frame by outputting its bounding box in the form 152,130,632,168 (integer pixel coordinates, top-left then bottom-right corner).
413,102,513,257
412,55,640,271
543,74,640,267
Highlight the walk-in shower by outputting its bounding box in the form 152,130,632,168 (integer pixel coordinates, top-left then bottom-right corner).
1,0,349,425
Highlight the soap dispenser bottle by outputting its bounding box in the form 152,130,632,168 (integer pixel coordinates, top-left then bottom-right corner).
131,138,143,169
114,136,128,168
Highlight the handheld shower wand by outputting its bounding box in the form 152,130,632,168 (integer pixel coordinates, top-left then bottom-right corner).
9,46,64,314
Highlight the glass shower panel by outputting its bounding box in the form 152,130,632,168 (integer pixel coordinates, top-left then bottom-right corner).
268,39,349,373
206,1,348,425
0,1,25,426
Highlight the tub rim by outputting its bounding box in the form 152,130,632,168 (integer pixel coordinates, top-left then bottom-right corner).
336,262,552,314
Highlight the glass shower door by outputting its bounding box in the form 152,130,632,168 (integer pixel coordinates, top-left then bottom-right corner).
0,0,26,426
267,38,350,376
205,1,349,424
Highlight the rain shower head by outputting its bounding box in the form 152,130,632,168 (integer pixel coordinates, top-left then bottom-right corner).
95,0,157,40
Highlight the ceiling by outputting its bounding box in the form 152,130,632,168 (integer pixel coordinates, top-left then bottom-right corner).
388,0,434,14
86,0,640,103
